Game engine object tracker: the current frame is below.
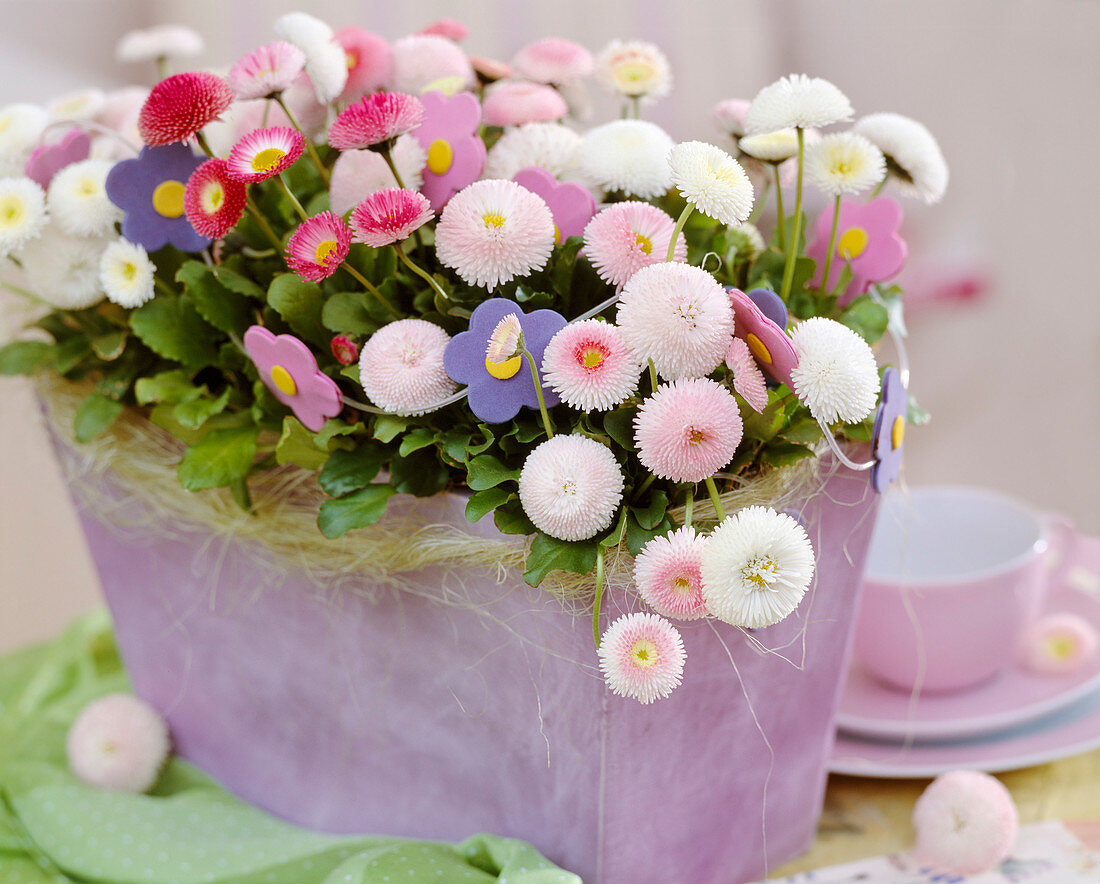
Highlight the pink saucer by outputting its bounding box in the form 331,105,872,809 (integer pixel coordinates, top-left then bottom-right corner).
837,583,1100,742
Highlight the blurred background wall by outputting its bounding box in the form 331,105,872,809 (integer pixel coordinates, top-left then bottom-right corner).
2,0,1098,650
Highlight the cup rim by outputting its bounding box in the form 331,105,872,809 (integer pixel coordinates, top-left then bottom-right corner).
863,484,1048,587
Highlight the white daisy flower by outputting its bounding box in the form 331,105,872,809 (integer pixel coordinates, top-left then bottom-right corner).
595,40,671,103
274,12,348,103
0,104,50,173
854,112,949,204
99,239,155,309
789,317,879,424
485,122,584,182
669,141,754,227
115,24,204,63
48,89,107,122
578,119,674,199
47,160,122,237
739,129,800,163
273,12,334,50
0,177,47,257
744,74,853,135
701,506,816,629
804,132,885,196
19,223,107,310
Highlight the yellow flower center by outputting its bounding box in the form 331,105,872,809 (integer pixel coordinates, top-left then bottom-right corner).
837,226,869,260
345,49,359,70
634,232,653,254
1047,636,1076,659
686,425,708,445
671,574,692,595
270,364,297,396
613,61,657,96
482,211,506,229
251,147,286,173
201,182,224,213
314,239,339,264
0,114,10,133
151,180,186,218
0,195,24,228
485,354,522,379
745,332,773,365
891,415,905,451
579,345,606,370
742,555,780,590
630,638,658,668
553,223,561,244
427,138,454,175
122,261,137,281
77,177,98,197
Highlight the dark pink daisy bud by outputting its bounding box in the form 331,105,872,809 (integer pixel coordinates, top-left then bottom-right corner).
330,335,359,365
137,72,233,146
350,187,434,248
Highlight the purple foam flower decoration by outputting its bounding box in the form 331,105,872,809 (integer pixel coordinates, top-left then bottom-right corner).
443,298,566,423
513,165,596,243
726,287,799,387
807,196,907,304
870,366,905,494
411,90,486,212
243,325,343,432
24,128,91,189
105,143,210,252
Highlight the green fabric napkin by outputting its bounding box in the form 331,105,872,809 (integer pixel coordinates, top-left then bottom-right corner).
0,613,581,884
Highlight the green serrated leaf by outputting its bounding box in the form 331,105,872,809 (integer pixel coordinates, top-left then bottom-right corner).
523,533,598,587
781,415,823,445
372,414,407,443
177,260,254,336
317,484,396,538
134,370,203,405
318,443,388,497
276,416,330,471
390,448,449,496
73,393,124,443
172,388,231,429
464,486,513,523
0,340,54,375
398,427,438,457
90,330,127,361
493,500,536,536
176,425,259,491
840,295,890,344
631,490,669,531
210,264,266,299
624,514,676,556
130,295,220,365
603,407,638,451
321,291,379,335
761,441,816,467
466,454,520,491
266,274,329,346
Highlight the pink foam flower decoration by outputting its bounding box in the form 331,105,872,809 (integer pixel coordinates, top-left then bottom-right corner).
725,337,769,413
329,136,427,216
67,693,171,793
582,201,687,289
598,612,685,705
228,41,306,101
335,27,393,102
512,37,594,84
912,770,1018,875
482,81,569,127
358,319,457,416
25,128,91,189
329,92,425,152
138,71,233,146
1021,613,1100,675
635,526,709,621
635,377,743,484
540,318,641,411
285,211,352,282
418,19,469,42
513,165,596,243
727,287,799,387
226,126,305,183
390,34,474,94
184,158,247,239
331,335,358,366
350,187,434,248
712,98,752,138
806,196,907,304
244,325,343,431
412,91,487,211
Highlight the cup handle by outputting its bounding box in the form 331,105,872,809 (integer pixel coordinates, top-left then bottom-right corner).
1042,513,1078,592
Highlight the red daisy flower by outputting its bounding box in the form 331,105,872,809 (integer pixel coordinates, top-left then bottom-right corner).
328,92,425,151
225,126,306,183
184,158,247,238
138,72,233,146
285,211,352,282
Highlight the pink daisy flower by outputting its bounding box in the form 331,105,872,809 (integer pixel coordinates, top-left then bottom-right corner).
482,81,569,127
725,337,769,413
912,771,1018,875
418,19,469,42
598,612,685,704
634,377,744,484
67,694,171,794
329,136,426,216
358,319,457,416
540,319,641,411
434,178,555,290
582,201,687,288
350,187,434,248
328,92,425,151
1021,614,1100,675
331,335,359,366
226,126,305,183
184,158,247,239
635,526,709,620
512,37,594,84
335,27,393,102
518,434,624,542
616,262,734,381
228,41,306,101
137,71,233,146
390,34,474,95
285,211,352,282
711,98,752,138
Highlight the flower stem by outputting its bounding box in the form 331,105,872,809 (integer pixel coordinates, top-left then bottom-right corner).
342,263,401,319
667,203,693,262
275,174,309,221
871,174,888,198
154,276,175,297
381,147,426,254
779,128,805,302
275,94,330,185
683,485,694,526
704,475,727,521
195,130,215,159
522,347,555,439
244,199,284,250
0,280,46,305
393,243,449,302
819,194,842,294
747,177,771,225
632,473,656,501
773,163,786,250
156,56,169,80
647,358,659,393
592,546,605,647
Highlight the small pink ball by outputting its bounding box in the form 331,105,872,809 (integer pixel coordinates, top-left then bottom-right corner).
912,770,1018,875
66,693,171,793
1021,613,1100,675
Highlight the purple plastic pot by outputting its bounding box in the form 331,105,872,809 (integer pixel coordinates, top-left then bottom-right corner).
55,437,878,884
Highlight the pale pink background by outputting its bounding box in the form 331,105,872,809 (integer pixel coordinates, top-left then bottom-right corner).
2,0,1098,652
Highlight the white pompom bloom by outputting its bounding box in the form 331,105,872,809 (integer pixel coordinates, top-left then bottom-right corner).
99,239,156,308
66,693,171,793
47,160,123,237
701,506,816,629
744,74,853,135
115,24,204,63
518,434,624,542
854,112,949,204
485,122,583,181
669,141,754,227
578,120,674,199
274,12,348,103
358,319,457,416
739,129,800,163
0,104,50,172
804,132,885,197
789,317,879,424
0,177,47,257
273,12,334,49
595,40,672,103
48,88,107,122
18,223,107,310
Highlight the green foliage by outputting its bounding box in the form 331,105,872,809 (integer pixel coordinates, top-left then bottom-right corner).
465,486,513,522
73,393,124,443
177,261,254,337
322,291,379,336
130,295,220,365
266,274,329,347
0,340,54,375
840,295,890,343
523,533,599,587
177,425,259,491
317,485,396,538
318,443,389,497
466,454,520,491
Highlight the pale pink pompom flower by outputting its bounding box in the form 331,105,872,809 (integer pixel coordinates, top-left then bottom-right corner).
329,135,426,216
390,34,474,94
726,337,768,413
635,377,743,484
512,37,594,84
418,19,469,42
350,187,434,248
598,612,685,704
582,201,686,288
912,770,1019,875
228,41,306,101
635,525,709,620
712,98,752,138
482,81,569,127
67,693,171,793
358,319,457,416
540,318,641,412
1021,613,1100,675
